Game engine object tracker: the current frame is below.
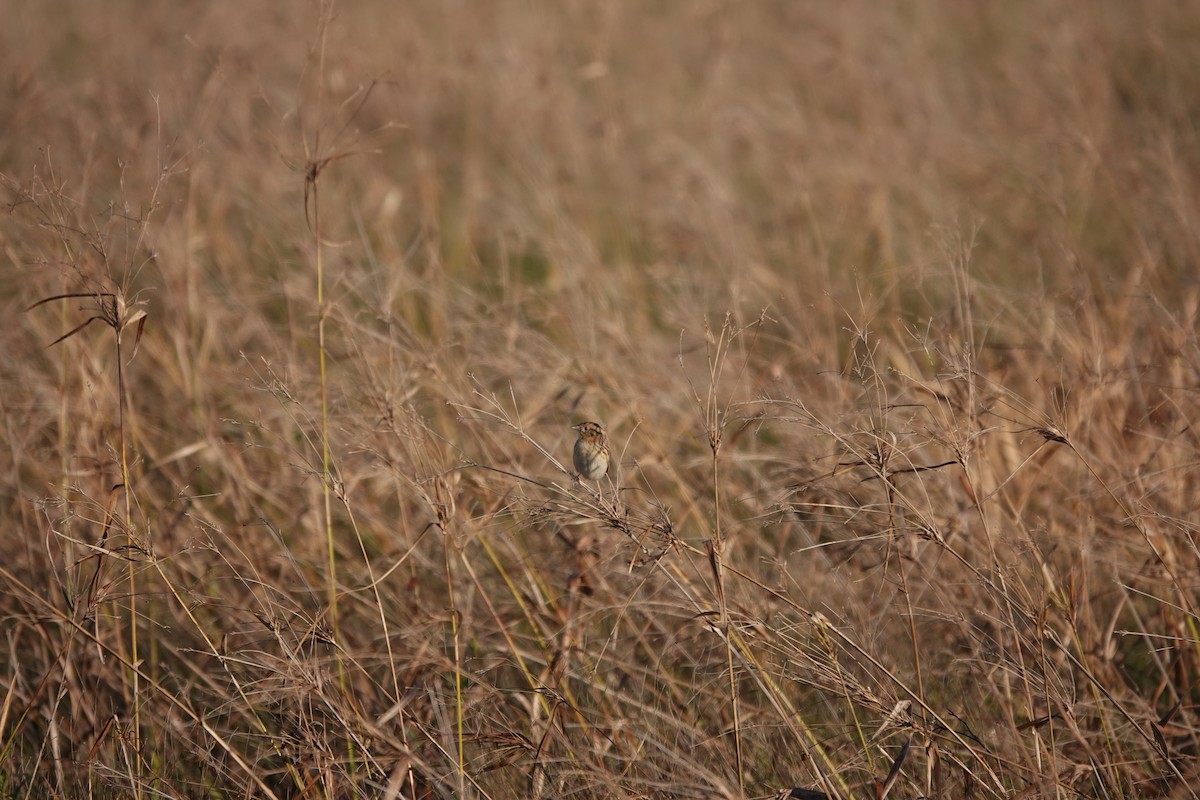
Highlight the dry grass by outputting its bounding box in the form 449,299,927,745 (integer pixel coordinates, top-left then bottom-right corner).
3,2,1200,798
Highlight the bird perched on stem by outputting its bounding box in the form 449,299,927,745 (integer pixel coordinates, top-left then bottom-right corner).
571,421,610,485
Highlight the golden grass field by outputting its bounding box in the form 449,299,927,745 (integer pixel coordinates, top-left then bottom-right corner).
3,2,1200,798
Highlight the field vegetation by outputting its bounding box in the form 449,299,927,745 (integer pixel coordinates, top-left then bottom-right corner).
2,2,1200,798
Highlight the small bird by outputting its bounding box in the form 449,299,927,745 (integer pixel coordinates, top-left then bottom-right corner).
571,421,611,483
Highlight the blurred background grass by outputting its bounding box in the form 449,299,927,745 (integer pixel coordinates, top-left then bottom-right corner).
2,2,1199,798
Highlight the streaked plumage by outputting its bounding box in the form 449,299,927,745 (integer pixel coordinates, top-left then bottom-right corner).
571,421,610,481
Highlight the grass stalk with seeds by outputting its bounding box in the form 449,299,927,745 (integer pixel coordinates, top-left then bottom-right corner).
27,285,148,793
